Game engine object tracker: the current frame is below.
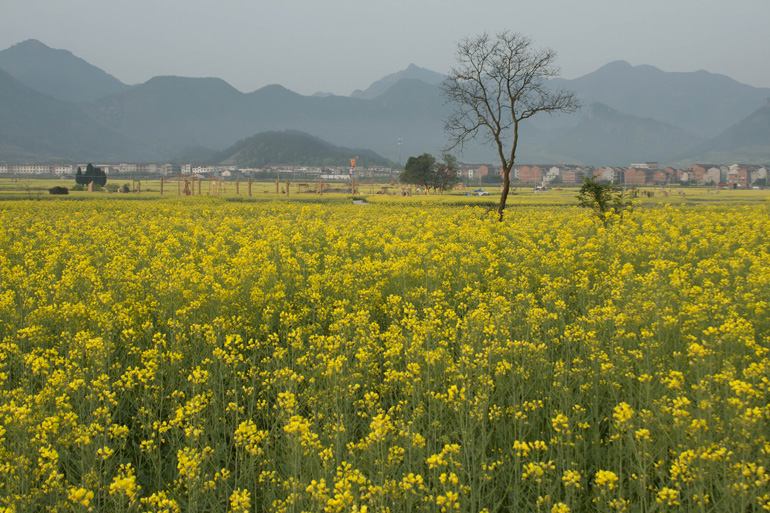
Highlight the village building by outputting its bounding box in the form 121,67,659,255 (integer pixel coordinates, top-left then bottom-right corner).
751,166,767,184
726,167,749,187
703,167,721,185
624,167,649,186
651,169,668,185
517,165,542,184
562,169,578,184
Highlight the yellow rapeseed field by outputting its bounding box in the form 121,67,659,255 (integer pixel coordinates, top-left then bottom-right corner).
0,197,769,512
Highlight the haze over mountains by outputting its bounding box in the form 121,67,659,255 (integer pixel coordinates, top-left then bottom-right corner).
0,39,130,103
208,130,395,169
0,39,768,167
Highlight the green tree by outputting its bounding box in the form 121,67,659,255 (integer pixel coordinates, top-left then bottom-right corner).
577,177,632,226
430,153,461,193
442,31,580,220
399,153,462,194
95,167,107,187
399,153,436,191
75,166,85,185
83,163,107,187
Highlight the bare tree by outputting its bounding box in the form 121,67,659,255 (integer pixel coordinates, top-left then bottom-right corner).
442,31,580,220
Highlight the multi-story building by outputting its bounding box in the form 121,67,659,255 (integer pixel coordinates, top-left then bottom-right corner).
703,167,721,185
517,165,542,184
13,163,56,174
727,168,749,187
624,168,649,185
54,164,74,176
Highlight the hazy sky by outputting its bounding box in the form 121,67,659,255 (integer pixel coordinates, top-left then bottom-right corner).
2,0,768,96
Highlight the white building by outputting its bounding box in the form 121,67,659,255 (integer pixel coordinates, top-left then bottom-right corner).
704,167,721,185
544,166,561,183
600,167,621,182
13,164,56,174
54,164,73,176
752,166,768,183
118,163,138,174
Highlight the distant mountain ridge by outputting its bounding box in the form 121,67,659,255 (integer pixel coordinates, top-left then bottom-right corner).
0,39,131,102
0,39,768,166
80,75,452,163
208,130,394,168
550,102,704,165
82,75,252,157
350,64,445,99
679,102,770,165
546,60,770,138
0,68,136,163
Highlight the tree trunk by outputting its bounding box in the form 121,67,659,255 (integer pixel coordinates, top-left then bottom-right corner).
498,166,511,221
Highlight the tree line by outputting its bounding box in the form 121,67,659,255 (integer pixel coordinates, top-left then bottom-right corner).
398,153,460,194
75,163,107,187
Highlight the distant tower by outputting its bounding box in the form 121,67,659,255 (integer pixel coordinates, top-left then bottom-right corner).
398,137,403,166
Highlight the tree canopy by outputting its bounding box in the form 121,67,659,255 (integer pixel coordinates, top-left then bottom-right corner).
399,153,460,194
76,163,107,187
399,153,435,189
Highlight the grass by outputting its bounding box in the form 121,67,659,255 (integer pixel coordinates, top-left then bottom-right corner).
1,177,768,207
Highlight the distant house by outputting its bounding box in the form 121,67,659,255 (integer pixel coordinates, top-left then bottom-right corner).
686,164,717,184
518,165,542,184
751,166,767,184
625,167,649,185
596,167,622,182
727,168,749,187
12,163,56,175
663,167,679,181
544,166,562,183
118,163,138,174
162,164,182,176
562,169,578,184
54,164,74,176
459,165,489,180
703,167,721,185
652,170,668,185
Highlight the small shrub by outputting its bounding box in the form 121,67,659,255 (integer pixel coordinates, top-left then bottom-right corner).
48,186,69,195
577,177,632,226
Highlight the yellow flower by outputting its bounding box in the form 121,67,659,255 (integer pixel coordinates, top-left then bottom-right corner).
68,486,94,507
656,487,680,506
234,420,268,456
612,402,634,430
552,502,570,513
595,470,619,490
230,488,252,512
552,413,570,434
109,463,140,502
562,470,581,488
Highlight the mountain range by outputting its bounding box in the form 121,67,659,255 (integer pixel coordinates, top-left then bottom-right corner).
208,130,394,168
1,38,768,167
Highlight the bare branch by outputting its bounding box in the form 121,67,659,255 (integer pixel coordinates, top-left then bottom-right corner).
441,31,581,220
